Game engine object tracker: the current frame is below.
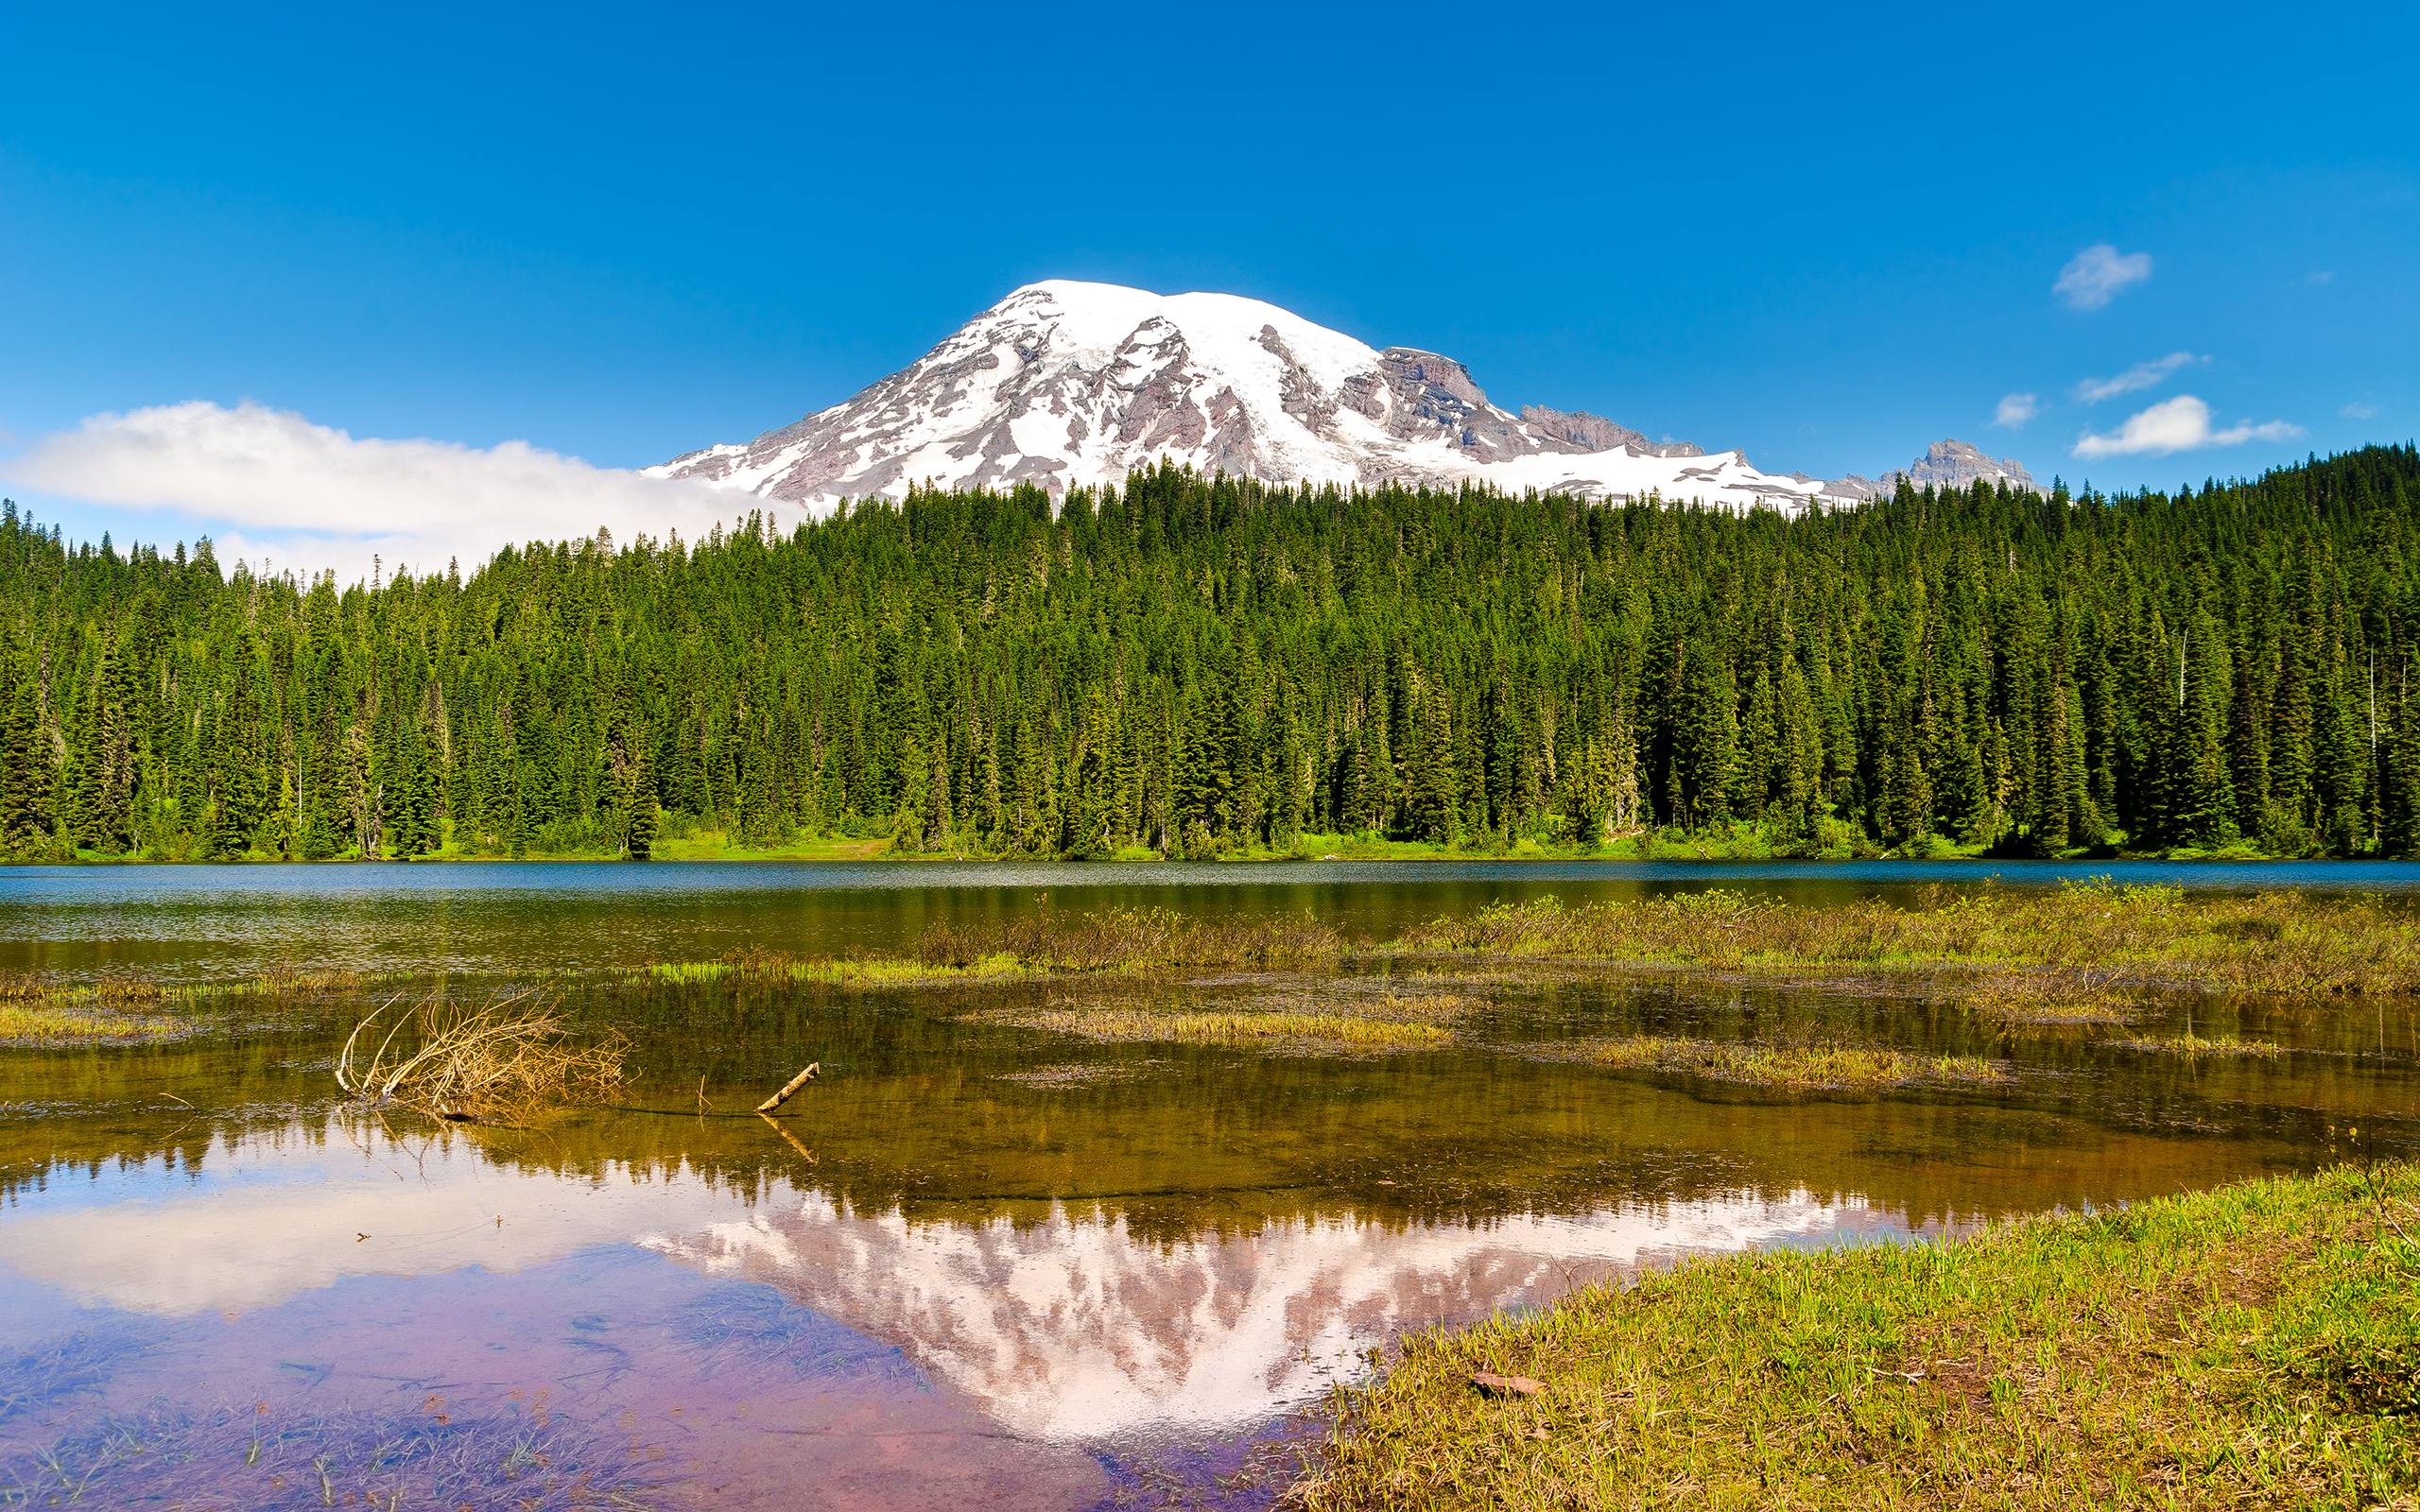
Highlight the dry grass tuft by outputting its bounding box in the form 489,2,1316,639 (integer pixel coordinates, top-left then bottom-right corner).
336,992,626,1121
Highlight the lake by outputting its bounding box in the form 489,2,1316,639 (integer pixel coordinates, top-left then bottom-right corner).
3,862,2415,1508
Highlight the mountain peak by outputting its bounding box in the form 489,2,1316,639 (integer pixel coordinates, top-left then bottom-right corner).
651,283,2028,513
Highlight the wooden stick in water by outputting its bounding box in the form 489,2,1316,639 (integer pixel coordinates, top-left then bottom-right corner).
754,1062,819,1113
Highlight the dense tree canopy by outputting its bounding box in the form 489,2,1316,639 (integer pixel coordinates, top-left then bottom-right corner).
4,445,2418,862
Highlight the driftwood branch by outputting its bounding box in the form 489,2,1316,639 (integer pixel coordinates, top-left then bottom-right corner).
755,1062,819,1113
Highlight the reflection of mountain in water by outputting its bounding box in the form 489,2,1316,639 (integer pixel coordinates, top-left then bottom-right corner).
644,1188,1897,1441
0,1120,1909,1446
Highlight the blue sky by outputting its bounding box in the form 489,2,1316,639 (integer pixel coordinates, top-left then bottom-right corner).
3,0,2413,573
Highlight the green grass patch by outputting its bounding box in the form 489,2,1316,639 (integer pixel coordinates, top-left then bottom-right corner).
1293,1162,2420,1510
0,1002,178,1044
1577,1035,2011,1091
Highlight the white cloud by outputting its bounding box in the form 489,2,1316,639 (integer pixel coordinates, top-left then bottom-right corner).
2054,244,2153,311
3,401,774,582
2072,351,2206,404
2342,400,2379,421
1992,392,2038,429
2072,395,2304,459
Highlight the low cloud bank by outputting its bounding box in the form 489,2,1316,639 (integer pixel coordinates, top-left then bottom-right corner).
4,401,775,582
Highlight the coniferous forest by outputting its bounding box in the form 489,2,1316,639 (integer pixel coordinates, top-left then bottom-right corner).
3,444,2419,863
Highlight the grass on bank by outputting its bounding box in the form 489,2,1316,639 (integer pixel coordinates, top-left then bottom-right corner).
1292,1162,2420,1511
1577,1035,2011,1092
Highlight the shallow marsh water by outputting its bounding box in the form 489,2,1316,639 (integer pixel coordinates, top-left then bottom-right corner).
3,863,2417,1509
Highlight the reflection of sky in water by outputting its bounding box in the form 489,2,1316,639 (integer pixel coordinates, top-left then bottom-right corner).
0,1120,1905,1452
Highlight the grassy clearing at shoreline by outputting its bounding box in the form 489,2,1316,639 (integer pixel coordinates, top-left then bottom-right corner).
1291,1162,2420,1511
1576,1035,2010,1092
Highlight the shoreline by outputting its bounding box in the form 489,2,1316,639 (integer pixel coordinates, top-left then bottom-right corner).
1288,1161,2420,1509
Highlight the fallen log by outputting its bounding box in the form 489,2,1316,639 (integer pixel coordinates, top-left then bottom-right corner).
754,1062,819,1113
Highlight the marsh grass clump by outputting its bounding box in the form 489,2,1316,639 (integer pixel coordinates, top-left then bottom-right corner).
1578,1035,2010,1092
1290,1162,2420,1511
1014,1005,1451,1052
0,972,183,1043
335,992,626,1122
639,945,1028,989
1391,885,2420,999
1005,986,1465,1053
633,908,1341,992
2118,1031,2287,1058
1959,972,2141,1025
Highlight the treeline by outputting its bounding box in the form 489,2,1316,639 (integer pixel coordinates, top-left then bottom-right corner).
3,445,2419,862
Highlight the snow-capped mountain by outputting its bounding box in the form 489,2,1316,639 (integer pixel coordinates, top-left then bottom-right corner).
650,281,2032,512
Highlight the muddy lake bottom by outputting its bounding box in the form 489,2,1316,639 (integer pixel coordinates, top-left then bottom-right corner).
3,863,2418,1509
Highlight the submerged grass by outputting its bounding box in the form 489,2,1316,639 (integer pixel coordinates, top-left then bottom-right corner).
1005,987,1467,1053
1577,1035,2011,1092
638,946,1029,989
1012,1006,1452,1052
1292,1161,2420,1511
915,906,1344,974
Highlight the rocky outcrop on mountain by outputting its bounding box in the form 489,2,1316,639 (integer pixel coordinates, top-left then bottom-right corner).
1830,438,2041,501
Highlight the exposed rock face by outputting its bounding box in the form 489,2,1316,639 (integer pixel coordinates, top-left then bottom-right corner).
1830,439,2041,501
650,282,2035,514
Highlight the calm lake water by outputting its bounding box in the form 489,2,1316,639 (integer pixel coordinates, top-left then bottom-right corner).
8,856,2420,978
3,862,2415,1508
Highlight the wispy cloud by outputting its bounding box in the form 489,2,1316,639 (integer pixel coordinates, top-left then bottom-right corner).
2342,400,2379,421
3,401,767,582
2072,352,2207,404
2072,395,2303,459
1992,393,2038,429
2054,244,2153,311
